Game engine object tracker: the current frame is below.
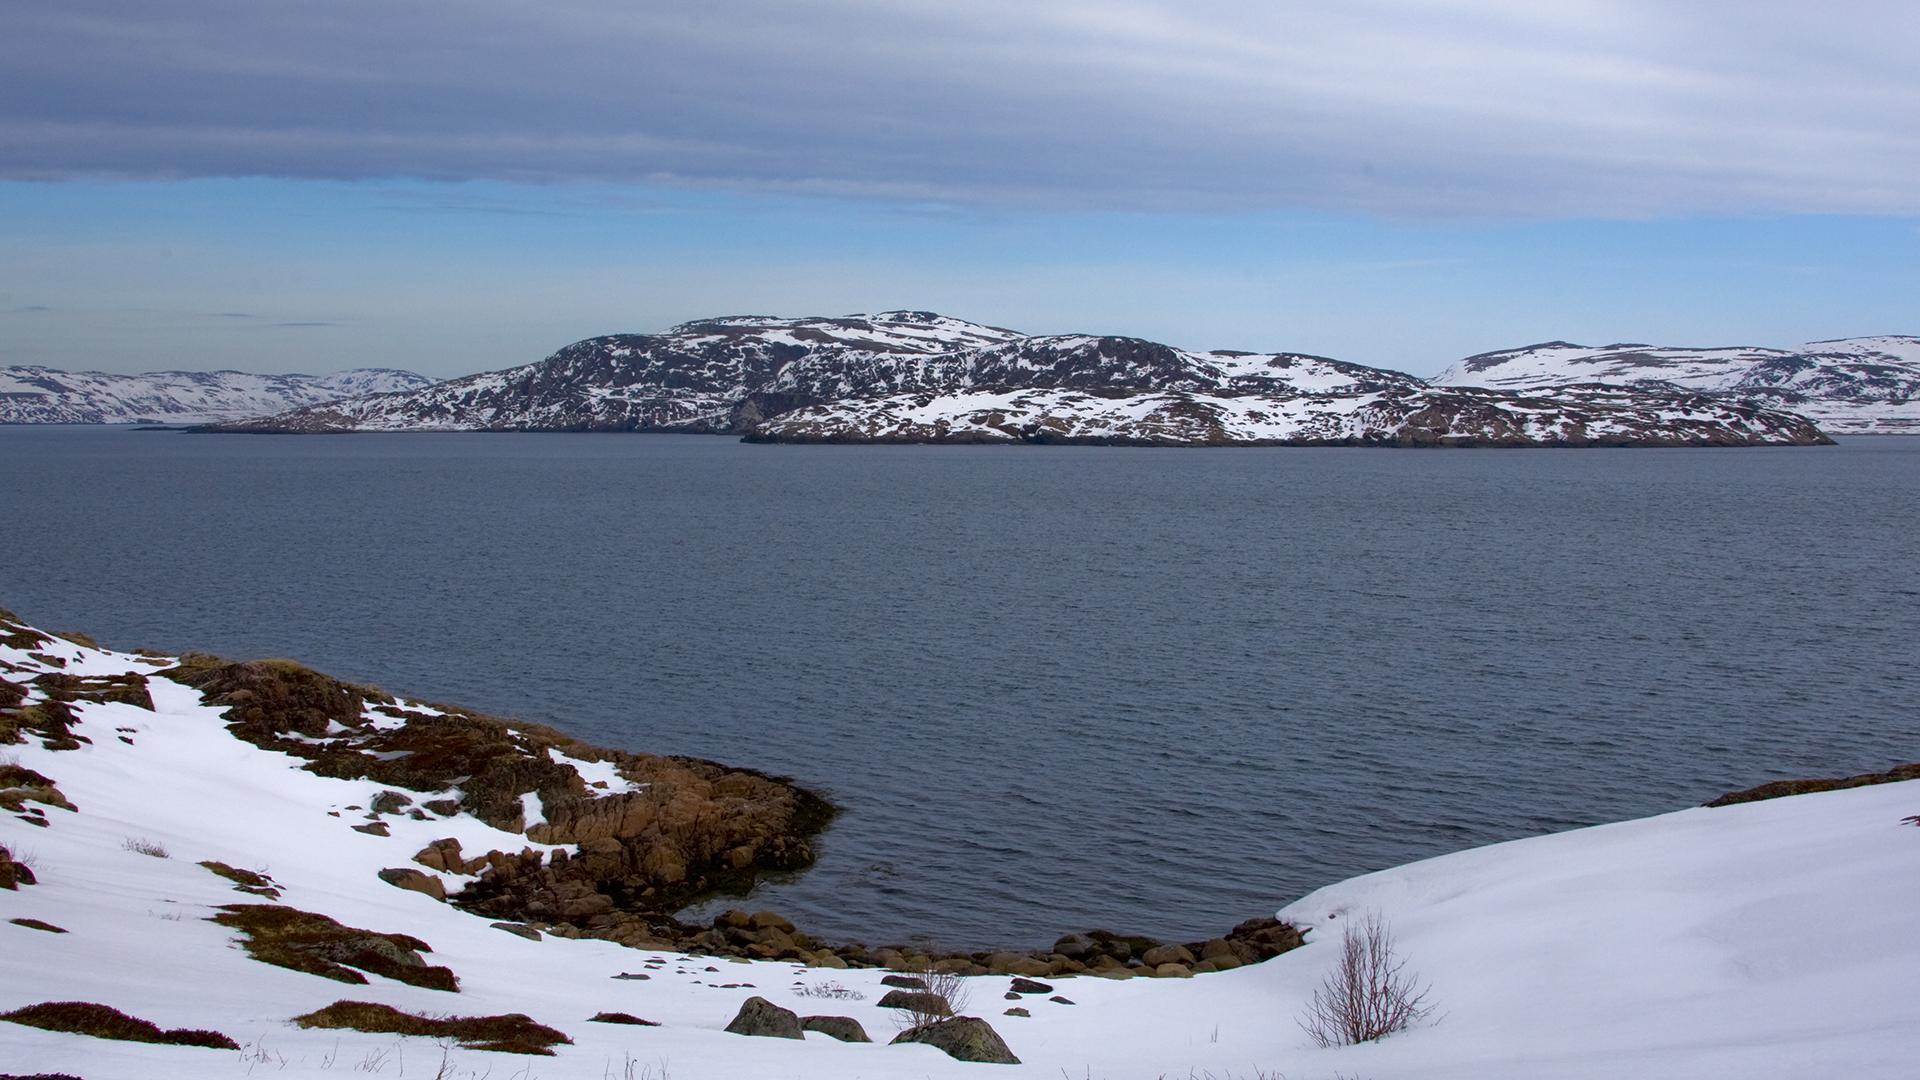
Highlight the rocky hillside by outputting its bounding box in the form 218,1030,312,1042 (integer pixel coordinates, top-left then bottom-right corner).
1432,336,1920,434
211,312,1833,446
0,365,435,424
748,383,1828,447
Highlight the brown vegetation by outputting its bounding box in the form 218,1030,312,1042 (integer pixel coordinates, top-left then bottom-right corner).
1297,913,1434,1047
209,904,458,991
0,1001,238,1050
1707,762,1920,807
292,1000,571,1055
199,860,283,899
162,653,834,934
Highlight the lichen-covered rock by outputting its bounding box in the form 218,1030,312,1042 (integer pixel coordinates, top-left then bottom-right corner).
378,868,447,901
800,1015,870,1042
876,990,952,1018
723,996,802,1039
890,1016,1020,1064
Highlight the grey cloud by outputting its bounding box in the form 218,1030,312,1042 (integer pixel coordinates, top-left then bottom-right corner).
3,1,1918,215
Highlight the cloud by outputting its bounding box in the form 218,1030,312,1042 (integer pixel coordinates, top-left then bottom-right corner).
4,1,1918,216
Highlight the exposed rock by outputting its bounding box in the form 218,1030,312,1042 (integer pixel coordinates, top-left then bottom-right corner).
351,821,390,837
1140,944,1195,967
880,974,928,990
1707,763,1920,807
491,922,542,941
369,791,413,815
9,917,66,933
876,990,952,1018
1049,996,1076,1005
800,1015,871,1042
1003,1007,1030,1018
723,996,803,1039
1151,963,1194,978
378,868,447,901
209,904,458,992
890,1016,1021,1065
1008,977,1053,995
0,844,34,889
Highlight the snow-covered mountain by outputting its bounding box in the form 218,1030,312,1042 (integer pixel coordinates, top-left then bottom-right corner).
216,312,1829,446
0,365,436,425
1432,336,1920,434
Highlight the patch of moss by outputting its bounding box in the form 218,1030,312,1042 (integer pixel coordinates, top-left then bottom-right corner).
292,1000,571,1055
0,612,52,652
210,904,458,991
588,1011,658,1026
1707,762,1920,807
199,860,283,899
10,917,66,933
0,1001,238,1050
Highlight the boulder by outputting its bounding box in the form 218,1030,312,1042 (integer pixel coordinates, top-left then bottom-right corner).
370,790,413,815
749,910,795,933
876,990,952,1018
880,974,928,990
1004,1007,1030,1018
1151,963,1193,979
890,1016,1020,1064
723,996,803,1040
800,1015,870,1043
1139,944,1195,968
1008,977,1053,996
491,922,543,941
1051,933,1093,959
377,868,446,901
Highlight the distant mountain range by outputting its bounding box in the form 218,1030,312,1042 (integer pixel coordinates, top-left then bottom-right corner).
1431,336,1920,434
16,316,1914,444
0,365,434,425
205,312,1833,447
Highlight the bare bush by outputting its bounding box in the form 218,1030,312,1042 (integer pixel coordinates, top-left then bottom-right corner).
1297,912,1433,1047
793,980,864,1001
122,837,170,859
895,968,970,1031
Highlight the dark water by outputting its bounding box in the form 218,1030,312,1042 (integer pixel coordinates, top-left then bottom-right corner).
3,427,1916,949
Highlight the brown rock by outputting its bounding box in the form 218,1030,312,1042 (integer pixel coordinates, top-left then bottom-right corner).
377,868,446,901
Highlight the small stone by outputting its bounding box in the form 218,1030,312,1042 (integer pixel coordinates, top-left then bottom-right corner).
491,922,543,942
1004,1007,1030,1018
589,1011,658,1026
610,971,651,980
1049,995,1076,1005
350,821,390,837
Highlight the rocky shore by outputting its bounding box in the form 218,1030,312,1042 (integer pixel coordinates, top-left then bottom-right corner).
2,608,1302,980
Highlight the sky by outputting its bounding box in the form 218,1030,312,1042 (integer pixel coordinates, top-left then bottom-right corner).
2,0,1916,379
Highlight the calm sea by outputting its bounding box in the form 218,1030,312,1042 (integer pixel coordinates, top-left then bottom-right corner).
3,427,1915,949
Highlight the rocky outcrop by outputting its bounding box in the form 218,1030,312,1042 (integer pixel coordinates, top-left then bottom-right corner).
891,1016,1021,1064
1706,762,1920,807
0,365,433,425
160,653,834,927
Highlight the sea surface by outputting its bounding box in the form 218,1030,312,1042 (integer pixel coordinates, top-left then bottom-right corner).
4,427,1916,949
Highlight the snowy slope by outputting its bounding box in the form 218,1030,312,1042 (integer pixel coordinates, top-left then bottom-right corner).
1433,337,1920,434
0,366,435,424
4,611,1916,1079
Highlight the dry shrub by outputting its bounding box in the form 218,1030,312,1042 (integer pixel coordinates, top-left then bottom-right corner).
1297,913,1434,1047
0,1001,238,1049
122,837,169,858
293,1000,571,1055
894,968,970,1031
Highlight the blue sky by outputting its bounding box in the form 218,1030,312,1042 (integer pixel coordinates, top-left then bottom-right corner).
3,2,1915,378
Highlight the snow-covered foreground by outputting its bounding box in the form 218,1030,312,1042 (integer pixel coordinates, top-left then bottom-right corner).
3,621,1915,1079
